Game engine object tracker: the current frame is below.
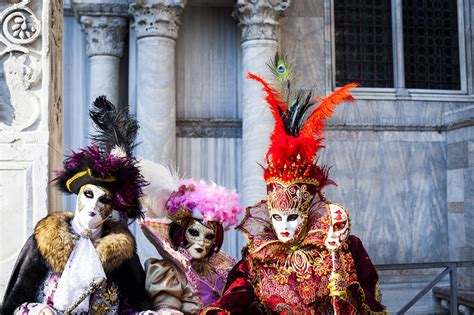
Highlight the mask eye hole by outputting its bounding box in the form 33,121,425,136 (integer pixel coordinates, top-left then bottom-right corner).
334,222,346,231
272,214,282,221
205,233,215,241
287,214,299,221
99,196,112,204
84,189,94,199
188,228,199,237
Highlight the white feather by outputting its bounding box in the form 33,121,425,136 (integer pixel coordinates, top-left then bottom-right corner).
110,145,127,158
138,158,181,218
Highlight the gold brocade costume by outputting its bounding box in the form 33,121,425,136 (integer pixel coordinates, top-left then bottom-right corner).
202,201,386,315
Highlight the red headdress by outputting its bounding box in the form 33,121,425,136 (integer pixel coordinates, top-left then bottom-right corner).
249,53,358,215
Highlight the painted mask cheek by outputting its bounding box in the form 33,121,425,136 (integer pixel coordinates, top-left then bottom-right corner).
287,215,303,236
97,203,113,219
271,216,284,234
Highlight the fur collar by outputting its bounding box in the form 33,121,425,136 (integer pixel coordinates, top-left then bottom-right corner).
34,212,135,275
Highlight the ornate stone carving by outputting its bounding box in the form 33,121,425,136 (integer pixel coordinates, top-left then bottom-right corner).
233,0,290,42
79,15,128,57
0,0,42,131
0,0,41,56
3,54,41,131
129,0,187,40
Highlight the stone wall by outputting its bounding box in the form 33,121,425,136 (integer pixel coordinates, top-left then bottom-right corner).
0,0,63,300
280,0,474,268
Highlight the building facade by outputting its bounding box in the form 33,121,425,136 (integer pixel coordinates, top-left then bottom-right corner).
1,0,473,312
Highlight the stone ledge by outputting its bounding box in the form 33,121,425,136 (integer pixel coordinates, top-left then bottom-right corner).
71,1,130,17
433,286,474,309
176,118,242,138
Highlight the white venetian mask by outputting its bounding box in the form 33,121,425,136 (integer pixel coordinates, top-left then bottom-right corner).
75,184,113,231
270,211,305,243
185,220,216,260
324,203,350,251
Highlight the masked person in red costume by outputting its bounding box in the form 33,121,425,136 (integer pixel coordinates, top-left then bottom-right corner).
202,54,386,315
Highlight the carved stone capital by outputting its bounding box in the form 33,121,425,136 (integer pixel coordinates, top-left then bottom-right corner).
79,15,128,57
129,0,187,40
72,1,129,57
233,0,290,42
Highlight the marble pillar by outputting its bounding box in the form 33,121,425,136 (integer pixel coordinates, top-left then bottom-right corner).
0,0,62,299
129,0,186,164
129,0,186,263
73,2,128,106
233,0,290,207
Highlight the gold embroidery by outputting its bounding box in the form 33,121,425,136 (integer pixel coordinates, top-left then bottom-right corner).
328,273,348,299
92,304,110,315
267,181,314,215
103,287,119,304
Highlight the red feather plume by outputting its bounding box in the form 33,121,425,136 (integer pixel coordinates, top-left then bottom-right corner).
300,83,358,138
247,65,358,189
246,72,286,135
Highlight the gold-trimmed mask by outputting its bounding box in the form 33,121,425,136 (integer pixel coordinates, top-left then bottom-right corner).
267,181,317,216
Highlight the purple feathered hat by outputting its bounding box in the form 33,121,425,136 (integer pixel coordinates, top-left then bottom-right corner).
54,96,147,220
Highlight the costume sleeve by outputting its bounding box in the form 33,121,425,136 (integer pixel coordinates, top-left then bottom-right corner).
145,258,200,314
348,235,386,313
112,252,152,313
2,235,49,315
201,259,264,315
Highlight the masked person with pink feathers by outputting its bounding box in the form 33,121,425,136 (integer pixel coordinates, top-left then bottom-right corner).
138,160,242,315
2,97,150,314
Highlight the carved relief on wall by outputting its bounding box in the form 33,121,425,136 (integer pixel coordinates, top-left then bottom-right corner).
0,0,42,131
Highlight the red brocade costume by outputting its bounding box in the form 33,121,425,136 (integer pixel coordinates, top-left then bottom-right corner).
204,201,385,314
202,54,386,314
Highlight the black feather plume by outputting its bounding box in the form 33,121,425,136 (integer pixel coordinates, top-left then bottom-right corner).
89,96,139,157
279,90,317,137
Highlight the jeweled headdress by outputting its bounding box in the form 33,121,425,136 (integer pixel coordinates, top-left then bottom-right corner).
248,53,357,215
54,96,147,220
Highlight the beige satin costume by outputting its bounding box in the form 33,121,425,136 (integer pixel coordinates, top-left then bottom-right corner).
145,258,201,314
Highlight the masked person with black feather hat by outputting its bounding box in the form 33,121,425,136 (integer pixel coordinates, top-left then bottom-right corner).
2,97,151,314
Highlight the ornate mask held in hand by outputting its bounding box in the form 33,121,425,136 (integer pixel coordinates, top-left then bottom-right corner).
185,219,216,260
75,184,113,230
324,203,350,250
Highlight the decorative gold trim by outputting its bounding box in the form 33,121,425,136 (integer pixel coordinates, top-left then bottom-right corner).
66,170,87,192
264,178,320,186
66,168,116,192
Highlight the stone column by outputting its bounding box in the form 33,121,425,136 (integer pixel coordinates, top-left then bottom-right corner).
129,0,185,263
0,0,62,299
72,1,128,106
129,0,186,165
233,0,290,206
